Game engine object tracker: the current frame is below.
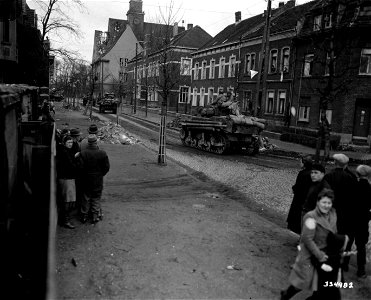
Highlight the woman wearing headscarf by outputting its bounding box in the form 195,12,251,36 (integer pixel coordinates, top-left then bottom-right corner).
287,155,313,234
281,188,341,300
57,135,78,229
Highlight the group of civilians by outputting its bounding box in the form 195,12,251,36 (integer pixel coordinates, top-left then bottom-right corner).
282,153,371,299
56,124,110,229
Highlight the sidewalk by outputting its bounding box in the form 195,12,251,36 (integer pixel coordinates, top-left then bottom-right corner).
119,103,371,164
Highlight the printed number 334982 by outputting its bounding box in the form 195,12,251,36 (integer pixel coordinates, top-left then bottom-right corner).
324,281,353,288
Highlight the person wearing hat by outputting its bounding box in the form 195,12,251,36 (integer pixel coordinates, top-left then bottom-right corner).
76,134,110,224
302,163,330,218
287,155,313,235
324,153,357,236
80,124,99,151
56,136,78,229
342,164,371,278
69,128,82,155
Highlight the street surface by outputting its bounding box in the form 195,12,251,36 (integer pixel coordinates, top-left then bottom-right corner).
55,104,371,299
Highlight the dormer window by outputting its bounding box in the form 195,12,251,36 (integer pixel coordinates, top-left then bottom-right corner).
313,15,322,31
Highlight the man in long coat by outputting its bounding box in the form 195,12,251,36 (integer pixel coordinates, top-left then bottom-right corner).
323,154,357,235
77,135,110,224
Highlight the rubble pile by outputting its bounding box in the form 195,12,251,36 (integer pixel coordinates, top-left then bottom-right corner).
261,137,278,150
97,122,139,145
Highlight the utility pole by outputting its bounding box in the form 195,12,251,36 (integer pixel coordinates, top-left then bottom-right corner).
134,43,138,114
101,60,104,99
255,0,272,117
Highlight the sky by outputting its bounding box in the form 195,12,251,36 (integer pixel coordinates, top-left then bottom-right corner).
28,0,311,63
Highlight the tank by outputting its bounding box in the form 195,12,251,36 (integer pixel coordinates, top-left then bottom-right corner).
179,113,267,155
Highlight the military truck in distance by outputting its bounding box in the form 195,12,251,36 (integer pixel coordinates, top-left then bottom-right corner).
98,93,118,113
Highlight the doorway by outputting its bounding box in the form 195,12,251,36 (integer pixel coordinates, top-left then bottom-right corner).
353,100,371,140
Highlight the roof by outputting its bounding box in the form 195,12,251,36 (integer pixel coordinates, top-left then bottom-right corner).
198,0,318,51
170,25,212,48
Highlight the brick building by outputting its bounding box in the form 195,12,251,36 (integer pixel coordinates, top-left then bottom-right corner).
124,24,212,112
291,0,371,145
91,0,187,100
190,1,313,127
0,0,49,85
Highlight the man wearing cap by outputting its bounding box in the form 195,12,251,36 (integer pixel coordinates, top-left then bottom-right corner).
302,163,330,216
81,124,99,151
69,128,81,155
324,153,357,236
76,134,110,224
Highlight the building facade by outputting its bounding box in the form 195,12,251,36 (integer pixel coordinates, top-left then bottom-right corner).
0,0,49,86
291,0,371,145
91,0,186,100
125,25,212,112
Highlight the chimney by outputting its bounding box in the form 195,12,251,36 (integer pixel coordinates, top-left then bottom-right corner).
278,2,284,7
187,24,193,30
235,11,241,23
173,22,178,36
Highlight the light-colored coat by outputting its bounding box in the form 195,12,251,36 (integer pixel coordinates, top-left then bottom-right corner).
289,207,337,291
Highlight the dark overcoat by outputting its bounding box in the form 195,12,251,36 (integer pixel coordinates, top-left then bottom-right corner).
287,168,312,234
324,168,357,234
350,178,371,243
77,143,110,194
56,146,77,179
289,207,337,291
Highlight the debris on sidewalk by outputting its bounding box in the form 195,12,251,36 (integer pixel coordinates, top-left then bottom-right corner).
261,137,278,151
96,122,139,145
226,265,242,271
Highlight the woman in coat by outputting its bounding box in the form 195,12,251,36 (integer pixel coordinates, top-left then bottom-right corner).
281,188,339,300
287,155,313,234
57,135,78,229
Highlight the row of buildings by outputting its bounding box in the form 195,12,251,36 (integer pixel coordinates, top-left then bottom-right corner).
0,0,52,87
92,0,371,146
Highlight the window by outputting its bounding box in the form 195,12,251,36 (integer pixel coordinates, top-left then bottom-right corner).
120,58,124,67
219,58,225,78
218,87,224,94
192,88,198,106
124,58,128,67
359,49,371,74
277,91,286,115
269,49,278,73
200,88,205,106
245,53,256,73
319,109,332,124
179,86,189,103
148,62,153,77
281,48,290,72
265,91,275,114
194,62,199,80
143,65,146,78
303,54,314,76
324,13,333,28
325,53,336,76
210,60,215,79
155,61,160,76
124,73,128,82
208,88,214,105
201,61,207,79
180,58,192,75
228,56,236,77
299,106,310,122
313,15,322,31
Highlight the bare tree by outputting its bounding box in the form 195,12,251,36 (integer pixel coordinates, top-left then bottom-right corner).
33,0,85,59
298,0,361,162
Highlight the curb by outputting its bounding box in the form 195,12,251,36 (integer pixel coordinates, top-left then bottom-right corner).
118,105,371,164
